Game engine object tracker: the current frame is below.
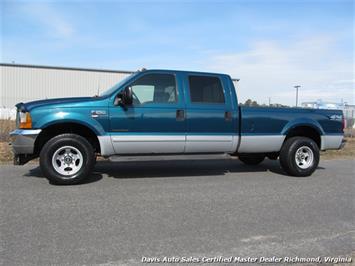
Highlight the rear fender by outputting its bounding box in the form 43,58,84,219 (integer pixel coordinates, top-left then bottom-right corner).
281,118,324,136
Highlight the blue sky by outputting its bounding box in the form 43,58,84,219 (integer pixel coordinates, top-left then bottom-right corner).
1,0,354,105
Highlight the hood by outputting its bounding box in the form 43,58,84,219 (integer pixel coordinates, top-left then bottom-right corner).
16,96,103,112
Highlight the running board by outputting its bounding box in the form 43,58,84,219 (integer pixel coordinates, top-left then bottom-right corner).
108,153,230,162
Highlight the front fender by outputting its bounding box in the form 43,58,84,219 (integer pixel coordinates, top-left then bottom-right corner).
32,109,107,136
281,118,325,136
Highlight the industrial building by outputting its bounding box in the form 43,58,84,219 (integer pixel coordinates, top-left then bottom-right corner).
0,63,134,119
0,63,133,109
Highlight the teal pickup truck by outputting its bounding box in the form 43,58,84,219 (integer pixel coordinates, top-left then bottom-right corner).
10,69,345,184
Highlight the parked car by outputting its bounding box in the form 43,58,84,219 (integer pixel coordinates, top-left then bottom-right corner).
10,69,345,184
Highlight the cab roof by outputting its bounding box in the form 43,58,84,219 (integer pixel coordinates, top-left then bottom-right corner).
138,69,239,81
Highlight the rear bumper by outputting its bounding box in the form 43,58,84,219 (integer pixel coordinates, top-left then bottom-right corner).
9,129,41,155
339,138,347,149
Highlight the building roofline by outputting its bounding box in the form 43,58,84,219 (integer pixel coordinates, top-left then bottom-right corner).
0,62,240,81
0,63,135,74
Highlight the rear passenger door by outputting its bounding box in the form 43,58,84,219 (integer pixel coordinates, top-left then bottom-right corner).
183,74,237,153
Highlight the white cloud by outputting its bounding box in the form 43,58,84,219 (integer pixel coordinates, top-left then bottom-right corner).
201,35,354,106
21,2,74,39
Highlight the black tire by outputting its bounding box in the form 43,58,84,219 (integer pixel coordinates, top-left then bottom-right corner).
40,134,95,185
279,136,319,177
239,154,265,165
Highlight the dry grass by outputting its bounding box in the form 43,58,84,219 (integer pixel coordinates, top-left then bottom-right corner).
321,137,355,160
0,142,13,163
0,119,16,142
0,119,354,163
0,119,16,163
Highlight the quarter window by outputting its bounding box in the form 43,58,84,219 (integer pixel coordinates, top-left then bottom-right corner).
130,74,177,105
188,75,225,103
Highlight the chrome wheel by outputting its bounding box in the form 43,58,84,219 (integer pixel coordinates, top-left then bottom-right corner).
51,146,83,177
295,146,314,169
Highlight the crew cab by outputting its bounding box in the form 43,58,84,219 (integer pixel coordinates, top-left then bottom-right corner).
10,69,345,184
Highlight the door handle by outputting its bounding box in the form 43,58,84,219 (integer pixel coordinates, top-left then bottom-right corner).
176,109,185,121
224,111,232,121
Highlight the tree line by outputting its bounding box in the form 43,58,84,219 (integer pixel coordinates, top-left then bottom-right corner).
240,99,289,108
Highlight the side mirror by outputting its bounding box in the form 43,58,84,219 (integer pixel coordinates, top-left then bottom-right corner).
123,86,133,105
114,86,133,106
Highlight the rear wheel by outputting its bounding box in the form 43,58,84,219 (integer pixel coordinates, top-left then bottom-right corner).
40,134,95,185
279,136,319,177
238,154,265,165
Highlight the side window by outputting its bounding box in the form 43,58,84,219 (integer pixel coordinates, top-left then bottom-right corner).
130,73,177,105
188,75,225,104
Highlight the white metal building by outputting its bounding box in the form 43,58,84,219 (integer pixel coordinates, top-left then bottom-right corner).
0,63,133,117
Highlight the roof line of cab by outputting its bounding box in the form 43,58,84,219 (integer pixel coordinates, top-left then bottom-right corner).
137,68,233,79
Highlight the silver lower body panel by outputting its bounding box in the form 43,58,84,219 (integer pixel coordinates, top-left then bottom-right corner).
98,133,344,156
321,135,344,150
238,135,286,153
100,134,239,156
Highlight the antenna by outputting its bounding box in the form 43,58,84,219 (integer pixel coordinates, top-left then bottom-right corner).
97,80,100,96
294,85,301,107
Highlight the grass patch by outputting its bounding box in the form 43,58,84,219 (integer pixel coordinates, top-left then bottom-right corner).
0,119,16,142
321,137,355,160
0,142,13,163
0,119,16,163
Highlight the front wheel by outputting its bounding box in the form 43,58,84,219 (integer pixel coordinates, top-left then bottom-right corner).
40,134,96,185
279,137,319,177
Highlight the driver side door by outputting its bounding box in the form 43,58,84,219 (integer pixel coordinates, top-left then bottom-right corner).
109,72,186,154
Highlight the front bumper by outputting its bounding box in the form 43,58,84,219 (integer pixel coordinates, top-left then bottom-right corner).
9,129,42,155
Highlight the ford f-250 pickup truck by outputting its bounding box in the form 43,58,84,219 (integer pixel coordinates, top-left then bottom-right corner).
10,69,345,184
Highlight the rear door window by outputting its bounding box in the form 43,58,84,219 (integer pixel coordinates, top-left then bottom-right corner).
188,75,225,104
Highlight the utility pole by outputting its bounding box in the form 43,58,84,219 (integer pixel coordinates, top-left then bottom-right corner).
294,85,301,107
268,97,271,106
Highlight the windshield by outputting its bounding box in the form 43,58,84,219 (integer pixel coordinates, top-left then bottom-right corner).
100,72,139,97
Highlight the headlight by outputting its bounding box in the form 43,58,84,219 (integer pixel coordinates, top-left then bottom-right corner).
19,112,32,129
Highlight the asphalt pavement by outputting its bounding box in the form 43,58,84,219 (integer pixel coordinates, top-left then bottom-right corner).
0,157,354,265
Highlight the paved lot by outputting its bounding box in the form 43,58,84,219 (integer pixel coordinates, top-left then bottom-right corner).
0,157,354,265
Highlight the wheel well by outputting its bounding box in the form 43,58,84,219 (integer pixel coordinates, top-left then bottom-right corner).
285,126,321,148
34,123,101,155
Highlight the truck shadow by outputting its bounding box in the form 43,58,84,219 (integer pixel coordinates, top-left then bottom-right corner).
96,158,287,179
24,168,103,185
25,158,325,184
